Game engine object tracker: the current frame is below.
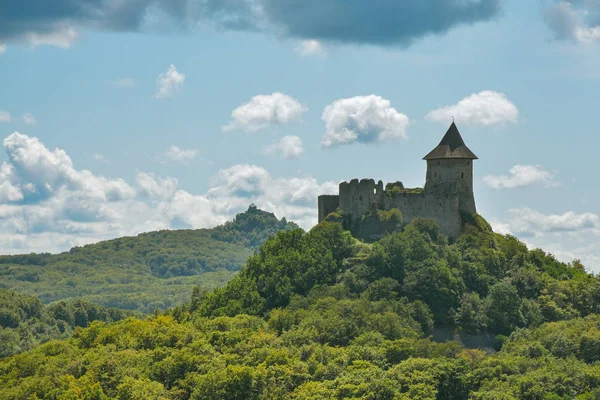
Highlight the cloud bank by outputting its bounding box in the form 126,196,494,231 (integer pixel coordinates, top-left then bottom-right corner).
490,207,600,271
0,132,336,254
0,0,502,48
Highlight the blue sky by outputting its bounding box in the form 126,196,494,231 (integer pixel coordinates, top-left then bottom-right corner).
1,0,600,270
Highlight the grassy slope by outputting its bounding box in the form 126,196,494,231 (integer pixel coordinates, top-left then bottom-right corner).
0,206,297,313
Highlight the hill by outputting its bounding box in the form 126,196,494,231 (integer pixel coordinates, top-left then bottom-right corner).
0,205,298,313
2,217,600,398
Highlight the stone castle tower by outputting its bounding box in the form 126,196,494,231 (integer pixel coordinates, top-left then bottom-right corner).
318,122,478,239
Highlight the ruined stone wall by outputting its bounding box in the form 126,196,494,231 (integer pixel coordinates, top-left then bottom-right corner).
318,195,340,222
332,160,477,238
336,179,465,238
338,179,384,219
383,191,463,239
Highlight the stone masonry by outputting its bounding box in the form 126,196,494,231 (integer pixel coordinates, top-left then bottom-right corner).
317,122,478,239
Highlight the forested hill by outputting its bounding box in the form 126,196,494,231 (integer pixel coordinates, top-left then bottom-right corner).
3,216,600,398
0,205,298,313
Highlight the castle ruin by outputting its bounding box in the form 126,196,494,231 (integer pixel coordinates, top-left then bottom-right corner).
318,122,478,239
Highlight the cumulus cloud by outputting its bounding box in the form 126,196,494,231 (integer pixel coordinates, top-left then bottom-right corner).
0,44,6,54
223,93,307,132
207,164,337,228
2,132,136,202
0,109,11,123
264,135,304,159
154,65,185,99
503,208,599,237
22,113,37,126
491,207,600,271
484,165,559,189
136,172,178,200
321,95,410,148
544,1,600,43
296,40,326,56
0,132,336,253
426,91,519,127
0,0,502,49
164,146,198,164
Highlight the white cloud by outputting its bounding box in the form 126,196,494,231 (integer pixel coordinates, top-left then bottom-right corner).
207,164,337,229
426,90,519,127
296,40,326,56
0,163,24,202
545,1,600,43
0,45,6,54
25,27,79,49
92,153,105,161
208,164,271,199
111,78,136,87
484,165,559,189
154,65,185,99
0,110,11,123
491,207,600,271
22,113,37,126
136,172,178,200
164,145,198,163
223,92,307,132
0,133,337,254
501,208,599,237
321,95,410,148
3,132,136,202
264,135,304,159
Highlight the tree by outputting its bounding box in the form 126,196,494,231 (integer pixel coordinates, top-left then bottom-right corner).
486,282,524,334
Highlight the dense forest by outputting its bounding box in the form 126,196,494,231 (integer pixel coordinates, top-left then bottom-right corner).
0,289,135,358
0,205,297,313
2,213,600,399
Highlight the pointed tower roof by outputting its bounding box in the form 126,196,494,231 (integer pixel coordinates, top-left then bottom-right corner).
423,122,478,160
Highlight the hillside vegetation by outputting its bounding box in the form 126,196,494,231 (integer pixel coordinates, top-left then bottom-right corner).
2,217,600,399
0,289,135,358
0,206,298,313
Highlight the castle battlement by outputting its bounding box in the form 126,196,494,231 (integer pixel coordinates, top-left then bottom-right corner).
318,122,478,240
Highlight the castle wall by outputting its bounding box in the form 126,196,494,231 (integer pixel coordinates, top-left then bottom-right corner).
339,179,384,219
326,156,477,239
383,192,463,239
318,195,340,222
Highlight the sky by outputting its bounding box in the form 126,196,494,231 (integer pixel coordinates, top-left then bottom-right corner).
0,0,600,270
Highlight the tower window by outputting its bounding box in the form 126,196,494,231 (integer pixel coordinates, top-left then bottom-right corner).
434,172,437,177
374,189,376,194
461,172,465,179
437,161,440,165
359,195,363,201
